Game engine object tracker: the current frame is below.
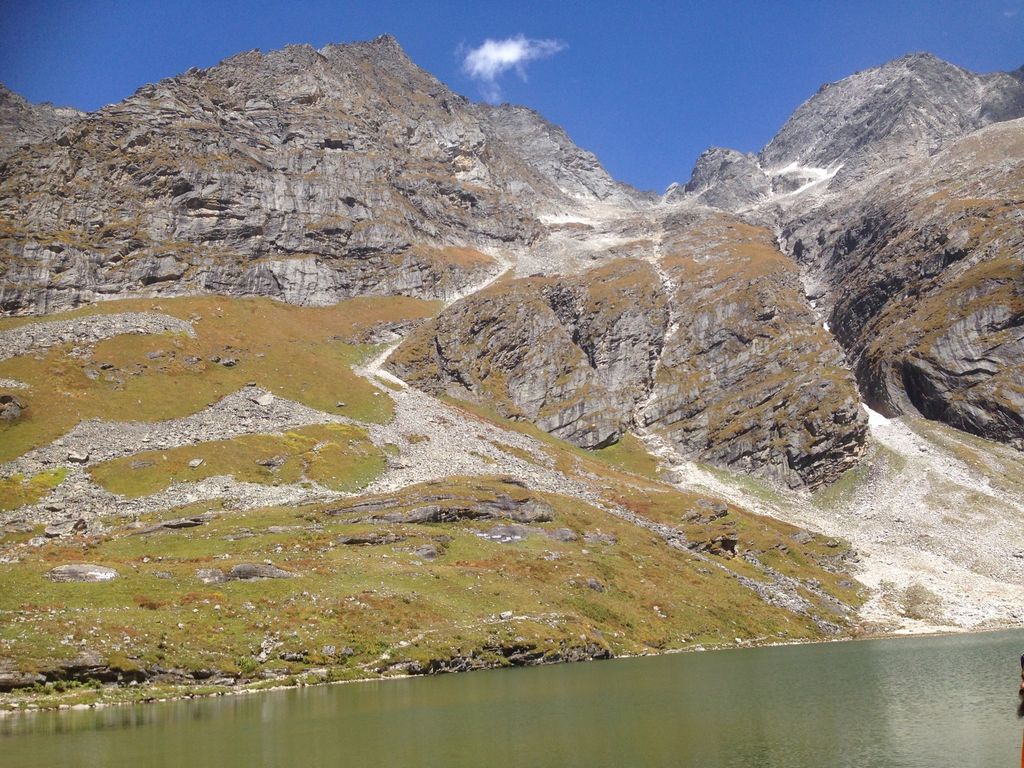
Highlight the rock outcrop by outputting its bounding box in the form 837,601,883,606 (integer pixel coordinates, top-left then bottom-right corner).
641,215,867,487
47,564,119,582
391,219,868,487
390,258,668,448
0,36,624,314
678,147,770,210
783,119,1024,448
0,83,82,161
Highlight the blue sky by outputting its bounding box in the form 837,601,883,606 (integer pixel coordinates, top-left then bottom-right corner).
1,0,1022,191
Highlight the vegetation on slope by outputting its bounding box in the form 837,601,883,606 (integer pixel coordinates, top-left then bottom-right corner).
0,476,862,711
0,295,438,461
89,424,385,497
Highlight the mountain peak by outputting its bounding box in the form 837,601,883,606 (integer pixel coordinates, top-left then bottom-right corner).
759,50,1024,174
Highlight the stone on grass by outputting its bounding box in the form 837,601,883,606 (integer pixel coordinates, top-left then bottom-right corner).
48,564,118,582
0,394,24,422
545,527,579,542
196,568,227,584
337,532,406,546
226,563,295,580
44,518,87,538
412,544,440,560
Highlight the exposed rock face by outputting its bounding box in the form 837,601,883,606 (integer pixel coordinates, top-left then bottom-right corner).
389,259,669,448
641,216,867,487
783,119,1024,448
671,52,1024,454
0,83,82,161
679,147,770,210
0,36,625,314
226,563,295,580
327,480,557,522
476,104,637,204
392,222,867,486
47,564,118,582
760,53,1024,181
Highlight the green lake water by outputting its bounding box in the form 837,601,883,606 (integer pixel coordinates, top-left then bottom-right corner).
3,629,1023,767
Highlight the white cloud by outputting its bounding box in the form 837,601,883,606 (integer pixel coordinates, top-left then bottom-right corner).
461,34,566,102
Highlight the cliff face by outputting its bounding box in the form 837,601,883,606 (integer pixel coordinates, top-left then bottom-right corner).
391,216,867,487
0,84,82,161
676,53,1024,454
0,36,624,314
785,120,1024,447
390,259,668,449
641,216,867,488
3,37,1021,486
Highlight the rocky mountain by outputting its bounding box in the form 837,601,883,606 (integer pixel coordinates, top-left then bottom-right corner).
391,258,669,450
2,37,1024,707
784,119,1024,448
0,35,622,314
675,52,1024,453
761,53,1024,181
393,215,867,488
0,83,82,161
677,53,1024,209
1,38,1021,485
674,147,770,209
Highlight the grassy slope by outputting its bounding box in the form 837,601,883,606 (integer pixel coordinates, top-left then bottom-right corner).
0,297,863,710
0,295,438,462
89,424,385,496
0,469,68,511
0,476,860,710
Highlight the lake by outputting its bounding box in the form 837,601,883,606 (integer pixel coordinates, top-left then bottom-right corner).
3,629,1022,767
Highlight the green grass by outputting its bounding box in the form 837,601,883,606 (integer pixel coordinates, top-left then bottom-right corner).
0,295,439,462
590,434,661,480
0,476,861,710
699,463,790,507
89,424,385,497
0,468,68,511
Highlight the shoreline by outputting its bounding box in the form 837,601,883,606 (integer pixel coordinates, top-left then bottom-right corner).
4,619,1022,718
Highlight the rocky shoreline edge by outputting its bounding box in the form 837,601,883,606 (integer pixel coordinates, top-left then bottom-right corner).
4,621,1021,716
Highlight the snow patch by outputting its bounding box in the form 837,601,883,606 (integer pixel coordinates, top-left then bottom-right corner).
861,403,891,428
538,212,599,227
769,162,844,198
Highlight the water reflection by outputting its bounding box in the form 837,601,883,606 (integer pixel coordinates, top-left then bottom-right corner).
3,630,1023,768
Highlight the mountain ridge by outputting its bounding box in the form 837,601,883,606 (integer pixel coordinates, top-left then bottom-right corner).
0,40,1023,702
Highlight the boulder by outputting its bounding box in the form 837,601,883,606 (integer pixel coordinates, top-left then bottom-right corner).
545,527,579,542
412,544,441,560
0,393,24,422
196,568,227,585
44,518,87,538
336,532,406,546
48,564,118,582
226,563,295,580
